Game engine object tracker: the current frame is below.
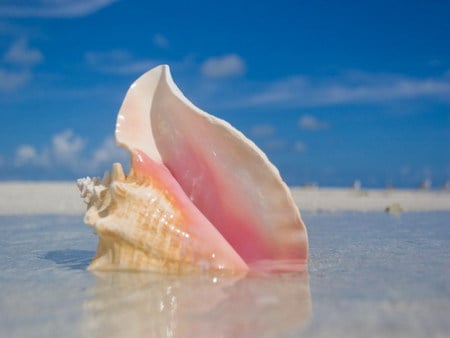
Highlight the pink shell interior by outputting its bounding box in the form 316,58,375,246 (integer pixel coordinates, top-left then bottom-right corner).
116,65,308,266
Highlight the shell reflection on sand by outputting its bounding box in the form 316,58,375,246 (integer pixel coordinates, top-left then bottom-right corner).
81,269,311,338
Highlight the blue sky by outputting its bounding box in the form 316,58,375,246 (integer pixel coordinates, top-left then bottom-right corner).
0,0,449,187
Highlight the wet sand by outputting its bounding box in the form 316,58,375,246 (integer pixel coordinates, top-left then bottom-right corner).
1,211,449,337
0,181,449,215
0,182,449,337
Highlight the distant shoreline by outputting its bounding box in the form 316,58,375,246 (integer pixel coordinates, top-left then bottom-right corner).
0,182,449,215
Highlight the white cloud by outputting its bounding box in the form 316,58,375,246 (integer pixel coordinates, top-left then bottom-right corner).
0,0,118,18
201,54,246,78
51,130,85,165
14,130,85,170
14,145,50,167
298,115,329,130
247,71,450,108
264,139,286,151
249,124,275,137
153,33,169,48
13,130,129,175
247,77,306,106
0,38,44,92
293,141,307,153
15,145,36,164
0,38,43,92
0,69,31,92
4,38,43,66
85,50,158,75
90,136,128,171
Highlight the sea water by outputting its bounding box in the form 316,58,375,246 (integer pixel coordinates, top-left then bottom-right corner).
0,212,449,337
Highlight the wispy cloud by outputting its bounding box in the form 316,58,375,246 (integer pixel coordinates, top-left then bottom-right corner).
263,139,287,152
85,50,158,75
0,69,31,92
298,114,329,131
293,141,307,153
153,33,169,48
247,124,308,155
4,38,43,66
249,124,275,138
0,38,43,92
201,54,246,78
0,0,118,18
246,71,450,108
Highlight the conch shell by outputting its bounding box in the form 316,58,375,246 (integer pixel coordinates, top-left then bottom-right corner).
77,65,308,274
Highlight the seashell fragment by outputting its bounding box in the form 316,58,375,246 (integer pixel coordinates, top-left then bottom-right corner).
78,65,308,274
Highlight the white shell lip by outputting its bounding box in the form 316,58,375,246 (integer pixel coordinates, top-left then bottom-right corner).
114,64,308,263
115,65,166,162
115,64,199,161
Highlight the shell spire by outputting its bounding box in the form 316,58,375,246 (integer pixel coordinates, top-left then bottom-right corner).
78,158,248,274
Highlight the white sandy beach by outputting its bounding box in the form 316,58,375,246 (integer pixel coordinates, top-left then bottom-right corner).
291,187,450,212
0,181,449,215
